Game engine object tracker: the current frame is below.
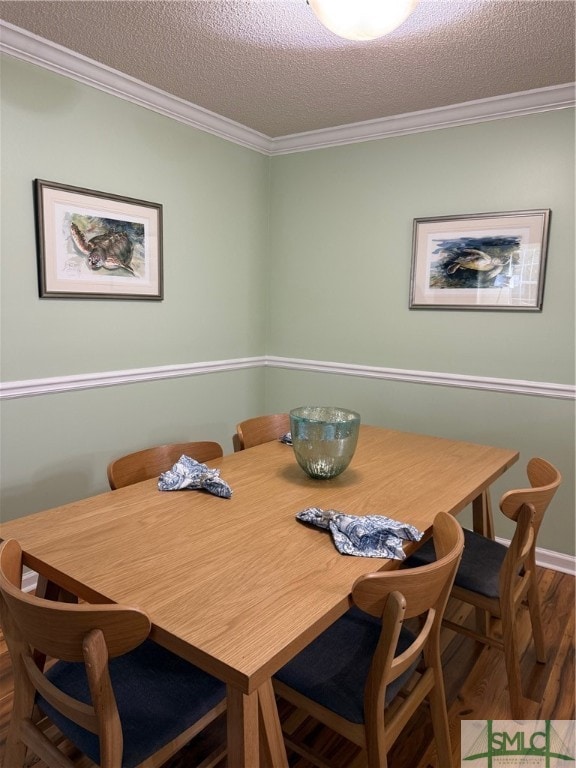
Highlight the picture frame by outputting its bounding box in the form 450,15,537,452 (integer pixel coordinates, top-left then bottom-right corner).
409,209,550,311
34,179,163,300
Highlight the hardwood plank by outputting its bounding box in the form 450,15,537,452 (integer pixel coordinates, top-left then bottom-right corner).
539,572,576,720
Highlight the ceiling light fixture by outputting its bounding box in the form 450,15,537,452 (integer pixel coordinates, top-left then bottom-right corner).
307,0,419,41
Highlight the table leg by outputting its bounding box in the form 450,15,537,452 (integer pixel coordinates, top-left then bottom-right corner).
258,679,289,768
35,574,78,602
472,490,494,637
32,575,76,669
35,573,58,600
472,489,495,539
226,685,260,768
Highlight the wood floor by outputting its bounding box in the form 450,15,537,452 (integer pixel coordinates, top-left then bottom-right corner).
1,566,573,768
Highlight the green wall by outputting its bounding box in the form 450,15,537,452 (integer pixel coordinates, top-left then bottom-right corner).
0,56,269,379
267,113,574,381
0,56,269,519
1,55,574,558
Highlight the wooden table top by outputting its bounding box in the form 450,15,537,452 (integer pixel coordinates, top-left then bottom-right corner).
0,424,518,694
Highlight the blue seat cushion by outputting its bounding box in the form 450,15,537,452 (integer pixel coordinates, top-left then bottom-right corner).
37,638,226,768
274,606,420,725
404,528,507,599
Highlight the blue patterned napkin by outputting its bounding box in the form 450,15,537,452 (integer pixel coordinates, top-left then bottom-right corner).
296,507,423,559
279,432,292,445
158,455,232,498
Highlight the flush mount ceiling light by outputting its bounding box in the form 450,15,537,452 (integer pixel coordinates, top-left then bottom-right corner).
307,0,419,41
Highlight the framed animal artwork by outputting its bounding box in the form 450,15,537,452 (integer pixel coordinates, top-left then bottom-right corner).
409,210,550,311
34,179,163,300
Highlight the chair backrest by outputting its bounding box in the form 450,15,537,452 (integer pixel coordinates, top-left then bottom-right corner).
0,538,151,765
107,441,223,489
351,512,464,711
499,457,561,540
497,458,560,602
235,413,290,450
499,501,537,599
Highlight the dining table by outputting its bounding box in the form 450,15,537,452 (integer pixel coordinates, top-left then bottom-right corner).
0,424,518,767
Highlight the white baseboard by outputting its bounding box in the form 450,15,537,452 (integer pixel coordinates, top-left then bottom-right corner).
22,568,39,593
493,538,575,576
532,545,576,576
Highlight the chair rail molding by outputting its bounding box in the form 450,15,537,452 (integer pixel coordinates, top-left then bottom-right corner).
0,358,266,399
1,356,574,400
1,21,574,155
266,357,576,400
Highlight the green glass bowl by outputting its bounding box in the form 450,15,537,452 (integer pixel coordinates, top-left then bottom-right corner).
289,406,361,479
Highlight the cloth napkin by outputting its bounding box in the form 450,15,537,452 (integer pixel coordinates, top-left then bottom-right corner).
296,507,423,559
158,455,232,498
279,432,292,445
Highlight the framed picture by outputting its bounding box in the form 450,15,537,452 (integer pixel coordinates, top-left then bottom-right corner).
409,209,550,311
34,179,163,300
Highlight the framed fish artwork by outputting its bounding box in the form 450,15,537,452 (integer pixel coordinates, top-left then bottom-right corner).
409,209,550,311
34,179,163,300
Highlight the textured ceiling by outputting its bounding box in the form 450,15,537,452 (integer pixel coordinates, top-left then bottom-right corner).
0,0,574,138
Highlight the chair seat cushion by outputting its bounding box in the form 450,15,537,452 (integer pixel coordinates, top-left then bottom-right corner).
37,639,226,768
405,528,507,599
274,606,419,725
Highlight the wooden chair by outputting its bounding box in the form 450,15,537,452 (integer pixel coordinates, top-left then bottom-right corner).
235,413,290,451
0,538,227,768
107,440,223,489
273,511,464,768
405,457,562,717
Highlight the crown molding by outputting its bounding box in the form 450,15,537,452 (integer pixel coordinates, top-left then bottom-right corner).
271,83,576,154
0,21,274,155
1,21,574,156
1,356,574,400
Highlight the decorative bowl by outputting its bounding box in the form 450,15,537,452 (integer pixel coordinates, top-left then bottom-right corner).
289,406,361,479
